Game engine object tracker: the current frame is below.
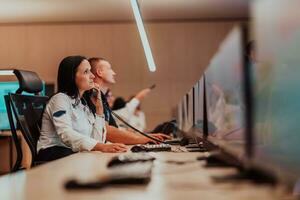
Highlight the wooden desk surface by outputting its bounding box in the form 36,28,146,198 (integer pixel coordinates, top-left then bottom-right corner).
0,147,289,200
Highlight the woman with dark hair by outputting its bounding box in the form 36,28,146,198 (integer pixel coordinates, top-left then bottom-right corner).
37,56,127,161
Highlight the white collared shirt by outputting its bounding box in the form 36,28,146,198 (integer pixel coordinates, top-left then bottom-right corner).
37,93,106,152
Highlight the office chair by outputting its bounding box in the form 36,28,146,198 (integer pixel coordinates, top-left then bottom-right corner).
5,69,49,171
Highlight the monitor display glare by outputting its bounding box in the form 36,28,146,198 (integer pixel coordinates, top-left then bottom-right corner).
205,26,246,155
253,0,300,187
0,81,45,130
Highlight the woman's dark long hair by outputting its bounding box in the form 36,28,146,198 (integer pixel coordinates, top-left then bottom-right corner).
57,55,96,116
57,55,86,98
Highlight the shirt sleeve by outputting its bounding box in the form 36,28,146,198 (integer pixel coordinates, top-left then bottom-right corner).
48,94,98,151
138,111,146,131
91,115,107,143
125,98,140,115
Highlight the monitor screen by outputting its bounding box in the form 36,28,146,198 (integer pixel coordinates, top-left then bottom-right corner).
253,0,300,187
186,88,194,132
176,93,193,133
177,99,183,132
0,81,45,130
205,26,246,157
176,78,205,139
193,77,205,136
181,94,189,133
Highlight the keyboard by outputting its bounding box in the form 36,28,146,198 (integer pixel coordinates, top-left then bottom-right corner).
131,144,172,152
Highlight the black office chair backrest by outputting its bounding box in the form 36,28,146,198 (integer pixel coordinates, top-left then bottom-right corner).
9,94,49,162
4,69,49,171
14,69,43,95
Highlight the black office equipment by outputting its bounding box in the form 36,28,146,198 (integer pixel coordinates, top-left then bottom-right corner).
5,70,49,171
107,153,156,167
151,119,177,136
131,144,172,152
65,162,153,189
175,75,205,150
202,25,249,166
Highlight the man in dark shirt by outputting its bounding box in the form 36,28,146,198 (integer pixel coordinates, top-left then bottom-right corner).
88,57,169,144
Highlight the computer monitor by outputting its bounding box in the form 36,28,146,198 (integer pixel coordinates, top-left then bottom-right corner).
190,77,205,138
193,82,199,126
181,94,189,133
0,81,45,130
177,99,183,132
186,88,194,132
204,26,247,160
252,0,300,188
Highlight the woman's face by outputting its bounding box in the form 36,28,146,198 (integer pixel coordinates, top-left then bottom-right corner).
75,59,95,93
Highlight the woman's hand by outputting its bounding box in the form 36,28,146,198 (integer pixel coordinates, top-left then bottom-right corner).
90,83,104,115
93,143,128,153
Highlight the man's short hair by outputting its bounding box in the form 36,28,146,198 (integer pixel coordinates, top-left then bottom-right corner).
88,57,106,73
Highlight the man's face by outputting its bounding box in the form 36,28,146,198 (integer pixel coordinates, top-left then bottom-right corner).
98,60,116,84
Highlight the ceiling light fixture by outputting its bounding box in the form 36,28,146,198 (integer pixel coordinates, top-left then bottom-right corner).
130,0,156,72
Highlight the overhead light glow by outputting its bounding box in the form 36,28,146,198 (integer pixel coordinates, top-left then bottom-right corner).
130,0,156,72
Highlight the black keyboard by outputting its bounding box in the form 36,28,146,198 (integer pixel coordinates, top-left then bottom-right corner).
131,144,172,152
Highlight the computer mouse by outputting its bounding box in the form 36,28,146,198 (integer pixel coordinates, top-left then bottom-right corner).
131,145,147,152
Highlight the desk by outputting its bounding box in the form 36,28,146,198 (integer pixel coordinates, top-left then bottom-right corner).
0,148,289,200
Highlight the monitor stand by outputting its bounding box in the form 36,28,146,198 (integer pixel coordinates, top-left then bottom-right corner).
197,151,277,184
211,167,277,185
197,150,241,168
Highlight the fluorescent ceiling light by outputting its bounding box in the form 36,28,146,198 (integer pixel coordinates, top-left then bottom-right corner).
0,70,14,76
130,0,156,72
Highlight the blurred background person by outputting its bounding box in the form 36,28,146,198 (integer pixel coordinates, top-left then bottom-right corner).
105,89,115,108
112,88,150,132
